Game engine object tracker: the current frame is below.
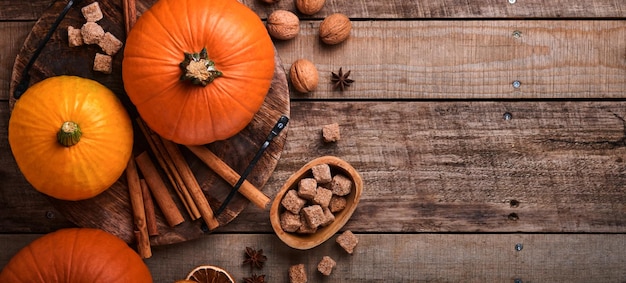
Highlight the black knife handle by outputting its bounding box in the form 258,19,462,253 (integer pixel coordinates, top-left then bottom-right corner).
215,115,289,216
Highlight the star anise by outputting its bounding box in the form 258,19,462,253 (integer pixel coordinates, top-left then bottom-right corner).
331,67,354,91
243,247,267,269
243,274,266,283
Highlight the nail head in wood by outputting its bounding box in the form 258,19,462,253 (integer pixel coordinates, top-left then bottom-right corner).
503,112,513,121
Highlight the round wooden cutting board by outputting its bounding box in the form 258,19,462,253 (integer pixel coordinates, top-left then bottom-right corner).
9,0,289,245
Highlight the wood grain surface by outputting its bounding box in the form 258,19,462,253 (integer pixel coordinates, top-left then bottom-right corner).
221,100,626,233
274,20,626,99
3,0,626,20
7,0,290,245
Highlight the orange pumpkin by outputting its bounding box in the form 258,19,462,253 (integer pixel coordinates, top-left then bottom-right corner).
8,76,133,201
0,228,153,282
122,0,275,145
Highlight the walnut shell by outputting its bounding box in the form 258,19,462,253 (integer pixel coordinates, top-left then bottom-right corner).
296,0,325,15
267,10,300,40
319,13,351,45
258,0,279,3
289,59,319,93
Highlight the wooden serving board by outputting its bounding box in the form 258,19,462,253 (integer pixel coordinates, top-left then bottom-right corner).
9,0,289,245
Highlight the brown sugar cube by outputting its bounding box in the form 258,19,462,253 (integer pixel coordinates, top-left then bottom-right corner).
98,32,123,56
330,174,353,196
329,195,347,213
317,256,336,276
322,123,340,143
81,22,105,45
336,230,358,254
289,264,307,283
297,178,317,200
280,211,302,232
320,207,335,227
93,53,112,74
312,187,333,208
296,215,318,234
302,205,325,228
81,2,103,22
311,163,332,184
67,26,83,47
281,189,307,214
296,223,317,234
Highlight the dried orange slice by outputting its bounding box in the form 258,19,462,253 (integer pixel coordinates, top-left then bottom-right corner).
185,265,235,283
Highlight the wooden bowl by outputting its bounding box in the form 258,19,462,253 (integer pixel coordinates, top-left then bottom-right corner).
270,156,363,250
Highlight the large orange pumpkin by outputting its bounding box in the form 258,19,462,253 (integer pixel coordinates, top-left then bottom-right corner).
0,228,153,282
8,76,133,201
122,0,275,145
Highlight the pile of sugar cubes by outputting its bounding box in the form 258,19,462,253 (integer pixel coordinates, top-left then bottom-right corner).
279,163,353,234
67,2,123,74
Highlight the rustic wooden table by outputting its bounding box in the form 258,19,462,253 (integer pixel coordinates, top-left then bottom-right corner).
1,0,626,282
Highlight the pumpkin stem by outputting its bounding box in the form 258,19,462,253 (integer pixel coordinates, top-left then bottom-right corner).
57,121,81,147
180,47,222,86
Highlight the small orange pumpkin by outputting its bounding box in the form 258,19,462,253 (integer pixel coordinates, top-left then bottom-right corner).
8,76,133,201
122,0,275,145
0,228,153,282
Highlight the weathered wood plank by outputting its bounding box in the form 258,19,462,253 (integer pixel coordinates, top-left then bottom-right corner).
0,22,33,102
274,20,626,99
1,233,625,282
2,101,626,233
0,1,52,21
2,0,626,21
4,20,626,101
246,0,626,19
226,101,626,233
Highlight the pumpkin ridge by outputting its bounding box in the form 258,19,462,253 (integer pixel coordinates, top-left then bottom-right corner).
23,245,46,281
144,0,188,57
216,84,261,115
199,88,236,138
164,89,188,143
183,0,221,51
136,83,188,140
127,70,181,106
71,143,114,193
216,33,272,66
66,229,81,282
217,76,271,113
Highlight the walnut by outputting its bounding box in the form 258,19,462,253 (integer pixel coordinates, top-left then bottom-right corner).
267,10,300,40
258,0,278,3
289,59,319,93
296,0,325,15
319,13,351,45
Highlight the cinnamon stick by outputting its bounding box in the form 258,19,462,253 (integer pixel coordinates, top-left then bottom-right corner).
136,118,201,220
185,145,270,210
123,0,137,35
140,179,159,236
133,230,151,259
161,139,220,230
135,151,185,227
126,157,151,259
